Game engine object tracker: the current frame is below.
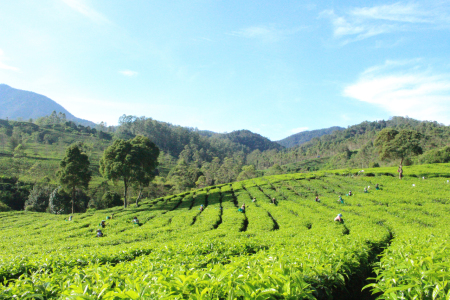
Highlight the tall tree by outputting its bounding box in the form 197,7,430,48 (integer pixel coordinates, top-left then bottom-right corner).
130,135,159,206
58,144,92,214
375,128,422,179
100,136,159,208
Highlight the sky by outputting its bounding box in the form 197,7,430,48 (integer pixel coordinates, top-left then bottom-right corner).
1,0,450,140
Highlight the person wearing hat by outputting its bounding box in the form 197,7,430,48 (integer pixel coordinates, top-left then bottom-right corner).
199,204,204,212
338,196,344,204
96,229,104,237
132,216,139,225
315,196,320,202
99,220,106,228
334,214,343,222
238,203,246,213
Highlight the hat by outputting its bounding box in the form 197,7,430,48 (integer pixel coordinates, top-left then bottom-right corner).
338,214,342,217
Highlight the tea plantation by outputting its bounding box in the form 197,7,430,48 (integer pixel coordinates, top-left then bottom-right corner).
2,164,450,299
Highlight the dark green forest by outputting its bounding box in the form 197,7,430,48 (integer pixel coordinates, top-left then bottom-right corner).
1,113,449,213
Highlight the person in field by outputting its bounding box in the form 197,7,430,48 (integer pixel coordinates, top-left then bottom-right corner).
398,165,403,179
132,216,139,225
238,203,246,213
68,215,73,221
364,187,368,193
348,190,352,196
200,204,204,212
96,229,104,237
315,196,320,202
334,214,343,222
338,196,344,204
272,198,276,204
375,183,380,190
99,220,106,228
252,198,256,203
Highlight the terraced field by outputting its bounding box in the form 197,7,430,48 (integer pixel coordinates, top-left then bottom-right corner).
2,165,450,299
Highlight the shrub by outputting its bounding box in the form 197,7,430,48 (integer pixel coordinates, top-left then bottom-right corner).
0,201,11,212
49,187,71,214
101,191,122,208
24,185,52,212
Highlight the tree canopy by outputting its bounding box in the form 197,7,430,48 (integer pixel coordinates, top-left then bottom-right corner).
375,128,423,171
58,143,92,214
99,136,159,208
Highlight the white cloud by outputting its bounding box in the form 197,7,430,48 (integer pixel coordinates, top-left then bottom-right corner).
344,60,450,123
119,70,138,77
229,25,302,42
320,2,450,43
291,127,309,134
0,49,19,72
61,0,110,24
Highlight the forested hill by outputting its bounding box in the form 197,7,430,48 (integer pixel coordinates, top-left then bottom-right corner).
276,126,344,148
0,84,96,127
116,115,283,158
221,130,283,152
274,117,450,173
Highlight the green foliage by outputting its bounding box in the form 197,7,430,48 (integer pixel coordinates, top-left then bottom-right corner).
101,191,122,208
48,186,71,214
3,165,450,298
100,136,159,208
237,165,257,181
418,146,450,164
24,184,52,212
58,143,92,214
375,128,423,165
0,201,10,211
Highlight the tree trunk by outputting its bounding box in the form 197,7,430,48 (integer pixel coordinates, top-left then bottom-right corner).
123,179,128,208
72,187,75,214
135,185,143,207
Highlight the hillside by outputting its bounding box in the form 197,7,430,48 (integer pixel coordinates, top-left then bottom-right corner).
1,164,450,299
221,129,284,152
276,126,345,148
0,84,96,127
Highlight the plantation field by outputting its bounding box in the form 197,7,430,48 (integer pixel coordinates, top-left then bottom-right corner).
2,164,450,299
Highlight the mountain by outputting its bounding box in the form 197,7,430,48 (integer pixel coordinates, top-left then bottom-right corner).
276,126,345,148
222,130,284,152
0,84,96,127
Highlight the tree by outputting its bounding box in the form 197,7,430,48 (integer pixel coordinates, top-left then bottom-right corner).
58,144,92,214
49,187,71,214
375,128,422,179
24,185,52,212
265,164,284,176
100,136,159,208
237,165,257,181
130,135,159,206
101,191,122,208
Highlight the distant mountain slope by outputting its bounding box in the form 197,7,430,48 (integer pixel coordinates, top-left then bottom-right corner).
222,130,284,152
0,84,96,127
276,126,345,148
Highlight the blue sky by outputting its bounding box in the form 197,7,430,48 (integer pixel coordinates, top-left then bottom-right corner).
1,1,450,140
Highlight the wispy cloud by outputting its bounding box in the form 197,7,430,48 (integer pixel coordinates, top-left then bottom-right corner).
119,70,138,77
0,49,19,72
61,0,110,24
320,2,450,43
291,127,309,134
344,60,450,123
229,25,302,42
